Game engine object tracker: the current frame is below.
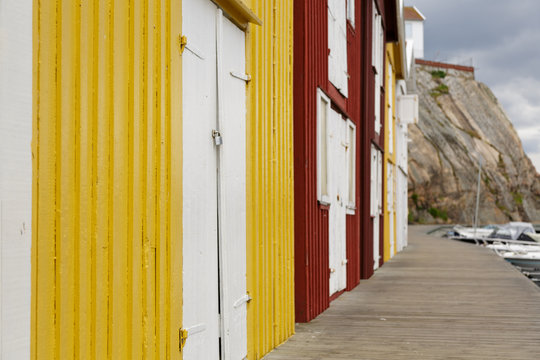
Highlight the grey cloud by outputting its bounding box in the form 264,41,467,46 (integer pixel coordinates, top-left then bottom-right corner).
410,0,540,50
406,0,540,172
408,0,540,74
491,78,540,129
521,139,540,155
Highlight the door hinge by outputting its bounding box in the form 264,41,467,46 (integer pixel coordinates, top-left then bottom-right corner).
179,328,188,352
179,35,187,54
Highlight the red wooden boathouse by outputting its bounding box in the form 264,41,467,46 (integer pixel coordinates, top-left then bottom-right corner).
294,0,400,322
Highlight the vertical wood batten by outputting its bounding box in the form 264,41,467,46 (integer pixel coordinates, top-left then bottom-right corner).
157,1,168,358
33,0,58,358
72,0,83,356
131,0,144,358
58,0,76,357
95,1,111,357
145,0,157,356
112,0,129,356
126,0,136,357
139,0,150,356
32,1,182,359
78,1,93,357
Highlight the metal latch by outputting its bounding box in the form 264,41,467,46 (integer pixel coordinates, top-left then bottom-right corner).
179,328,188,352
212,130,223,146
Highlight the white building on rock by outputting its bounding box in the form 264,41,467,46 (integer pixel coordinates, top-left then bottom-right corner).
404,6,425,59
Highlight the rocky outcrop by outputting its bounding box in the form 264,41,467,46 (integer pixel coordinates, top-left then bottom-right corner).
408,62,540,224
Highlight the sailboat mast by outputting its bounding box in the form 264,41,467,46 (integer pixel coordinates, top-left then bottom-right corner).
473,160,482,242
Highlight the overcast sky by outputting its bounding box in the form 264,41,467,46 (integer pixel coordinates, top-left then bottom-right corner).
406,0,540,173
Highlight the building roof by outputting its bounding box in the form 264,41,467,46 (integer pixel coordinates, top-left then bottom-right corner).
404,6,425,21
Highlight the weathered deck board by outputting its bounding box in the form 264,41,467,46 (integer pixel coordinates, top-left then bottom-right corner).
264,226,540,359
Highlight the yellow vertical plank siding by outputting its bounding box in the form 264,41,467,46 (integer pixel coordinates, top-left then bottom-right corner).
31,1,182,359
32,1,58,357
383,44,395,263
245,0,295,358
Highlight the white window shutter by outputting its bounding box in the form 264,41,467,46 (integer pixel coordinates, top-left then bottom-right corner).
328,1,338,89
328,0,348,97
396,94,419,124
370,146,377,216
347,0,355,27
347,120,356,207
317,89,331,203
372,3,383,134
372,4,377,67
377,150,383,214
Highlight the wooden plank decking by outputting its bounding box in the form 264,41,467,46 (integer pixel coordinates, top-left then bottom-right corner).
264,226,540,359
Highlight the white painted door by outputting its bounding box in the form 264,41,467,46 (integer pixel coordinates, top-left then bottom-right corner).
182,0,220,357
370,146,382,270
328,109,348,295
183,0,247,358
217,11,248,360
373,215,380,269
397,170,408,251
387,165,395,257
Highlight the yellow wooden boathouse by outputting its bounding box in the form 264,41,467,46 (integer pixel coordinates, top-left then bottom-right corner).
32,0,293,358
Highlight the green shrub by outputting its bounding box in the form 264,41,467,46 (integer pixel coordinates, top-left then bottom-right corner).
430,83,450,98
496,200,508,212
411,193,419,207
439,209,449,221
512,192,523,205
428,207,448,221
431,70,447,79
434,84,449,94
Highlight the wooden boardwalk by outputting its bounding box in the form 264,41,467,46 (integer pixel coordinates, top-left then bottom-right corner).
264,226,540,359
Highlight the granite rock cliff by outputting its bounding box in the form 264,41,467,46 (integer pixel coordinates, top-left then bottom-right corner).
408,63,540,224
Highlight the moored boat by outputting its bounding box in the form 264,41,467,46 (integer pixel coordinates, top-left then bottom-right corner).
451,222,537,244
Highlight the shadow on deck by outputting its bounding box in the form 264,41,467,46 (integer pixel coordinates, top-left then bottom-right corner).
264,225,540,359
